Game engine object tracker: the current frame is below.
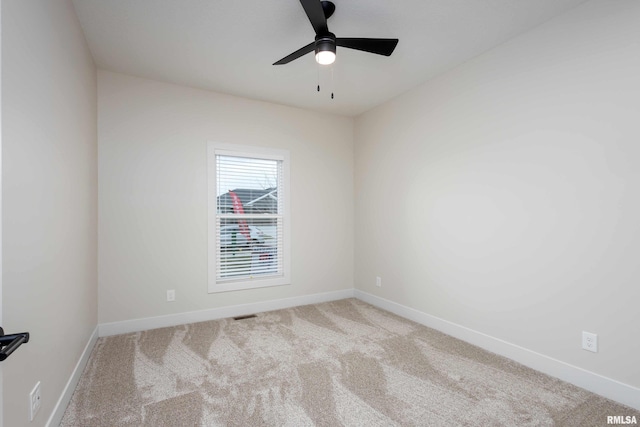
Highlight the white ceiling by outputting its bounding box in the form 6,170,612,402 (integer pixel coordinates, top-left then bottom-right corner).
71,0,587,117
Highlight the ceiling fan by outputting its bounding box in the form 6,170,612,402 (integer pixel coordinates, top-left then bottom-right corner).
273,0,399,66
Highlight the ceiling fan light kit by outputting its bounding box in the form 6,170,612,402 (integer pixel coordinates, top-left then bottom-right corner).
314,34,336,65
273,0,399,66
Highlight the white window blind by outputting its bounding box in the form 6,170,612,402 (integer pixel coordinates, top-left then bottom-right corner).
208,143,290,293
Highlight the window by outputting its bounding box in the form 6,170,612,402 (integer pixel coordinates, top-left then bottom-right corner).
207,142,290,293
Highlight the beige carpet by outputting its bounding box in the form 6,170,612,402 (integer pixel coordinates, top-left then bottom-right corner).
61,299,638,426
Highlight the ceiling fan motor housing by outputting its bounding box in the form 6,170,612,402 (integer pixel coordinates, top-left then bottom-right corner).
315,33,336,56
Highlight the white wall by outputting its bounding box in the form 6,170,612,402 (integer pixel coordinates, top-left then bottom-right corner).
1,1,98,426
98,71,354,324
355,0,640,391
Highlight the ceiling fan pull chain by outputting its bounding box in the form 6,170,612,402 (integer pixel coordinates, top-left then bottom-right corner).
317,64,321,92
331,65,334,100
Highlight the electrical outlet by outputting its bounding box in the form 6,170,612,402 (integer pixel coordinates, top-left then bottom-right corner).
166,290,175,302
29,381,41,421
376,276,382,287
582,331,598,353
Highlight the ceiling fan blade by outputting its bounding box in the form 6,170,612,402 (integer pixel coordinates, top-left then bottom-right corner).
336,38,399,56
299,0,328,35
273,42,315,65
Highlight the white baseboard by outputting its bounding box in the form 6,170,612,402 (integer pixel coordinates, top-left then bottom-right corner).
99,288,355,337
46,326,99,427
354,290,640,411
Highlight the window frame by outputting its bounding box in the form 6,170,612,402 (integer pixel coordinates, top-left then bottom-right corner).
207,142,291,293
